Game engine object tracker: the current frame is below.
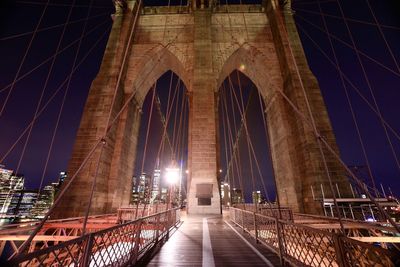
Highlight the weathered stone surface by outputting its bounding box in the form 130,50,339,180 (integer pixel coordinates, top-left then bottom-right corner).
54,1,350,218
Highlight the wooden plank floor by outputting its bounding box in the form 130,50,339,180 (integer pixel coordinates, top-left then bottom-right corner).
147,211,282,267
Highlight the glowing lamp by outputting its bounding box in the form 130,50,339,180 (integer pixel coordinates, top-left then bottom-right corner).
166,167,180,184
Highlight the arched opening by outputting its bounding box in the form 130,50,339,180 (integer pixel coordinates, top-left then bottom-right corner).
218,70,277,207
132,71,189,210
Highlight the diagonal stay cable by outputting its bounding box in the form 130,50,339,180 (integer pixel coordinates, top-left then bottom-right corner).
294,13,400,78
336,0,400,173
155,93,174,152
295,21,400,145
0,11,110,41
276,4,345,232
0,25,112,164
277,88,400,233
229,72,271,204
12,5,195,256
365,0,400,74
293,6,400,31
316,0,379,196
17,0,79,189
0,0,50,117
0,19,111,94
15,0,112,9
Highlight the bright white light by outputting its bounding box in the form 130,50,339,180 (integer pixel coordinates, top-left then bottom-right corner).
219,169,223,173
185,169,189,174
166,167,180,184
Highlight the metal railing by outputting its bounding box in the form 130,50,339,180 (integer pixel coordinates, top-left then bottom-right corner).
230,207,399,267
233,203,294,221
9,208,180,266
117,204,168,223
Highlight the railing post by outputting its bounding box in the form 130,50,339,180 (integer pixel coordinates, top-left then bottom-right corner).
241,210,245,232
81,233,94,266
132,220,143,265
253,212,259,243
333,234,347,267
155,212,160,242
275,218,285,267
166,210,171,241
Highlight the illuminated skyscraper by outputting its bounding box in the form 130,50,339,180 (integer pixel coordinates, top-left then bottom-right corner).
232,188,243,204
0,166,24,216
30,185,55,219
151,169,161,203
7,190,38,218
252,191,264,204
220,182,231,206
137,173,151,203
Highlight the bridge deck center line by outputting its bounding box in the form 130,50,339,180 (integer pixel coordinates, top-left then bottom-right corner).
202,217,215,267
224,220,275,267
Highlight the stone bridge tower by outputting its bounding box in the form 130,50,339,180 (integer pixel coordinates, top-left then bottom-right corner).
54,0,350,218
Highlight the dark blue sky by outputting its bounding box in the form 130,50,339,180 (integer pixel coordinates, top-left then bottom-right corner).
292,0,400,196
0,0,399,198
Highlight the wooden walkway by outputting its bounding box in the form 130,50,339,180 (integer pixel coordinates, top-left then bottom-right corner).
147,211,282,267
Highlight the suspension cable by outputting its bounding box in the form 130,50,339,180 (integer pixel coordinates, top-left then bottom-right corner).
316,1,378,196
275,3,345,233
36,0,79,193
295,21,400,143
141,83,157,174
229,72,271,206
0,19,111,94
0,0,50,117
0,25,112,164
222,81,245,203
0,11,110,41
277,88,400,233
294,13,400,78
15,1,112,9
256,88,281,214
336,0,400,174
366,0,400,73
229,74,256,202
13,3,195,255
139,83,157,218
294,6,400,31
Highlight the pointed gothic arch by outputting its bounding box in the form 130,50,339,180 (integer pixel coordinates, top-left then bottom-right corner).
124,46,191,105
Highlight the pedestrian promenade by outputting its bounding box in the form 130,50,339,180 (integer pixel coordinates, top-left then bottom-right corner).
147,211,282,266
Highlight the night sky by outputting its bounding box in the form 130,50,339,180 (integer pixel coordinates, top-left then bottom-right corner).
0,0,399,200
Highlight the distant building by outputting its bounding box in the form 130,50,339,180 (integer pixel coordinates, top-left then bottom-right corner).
151,169,161,203
0,167,68,219
132,173,151,204
232,188,243,204
30,185,55,218
252,190,264,204
220,182,230,206
54,171,67,196
6,190,38,218
132,175,137,191
160,187,168,203
0,166,25,216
